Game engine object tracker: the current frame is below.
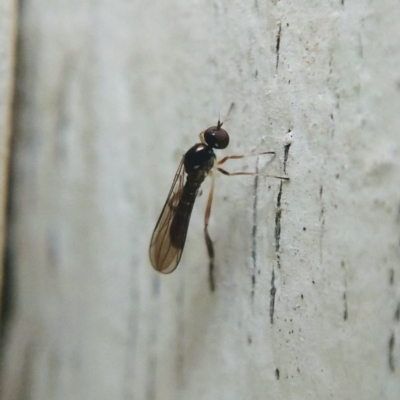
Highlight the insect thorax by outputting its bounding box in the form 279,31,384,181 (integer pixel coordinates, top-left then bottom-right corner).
184,143,215,177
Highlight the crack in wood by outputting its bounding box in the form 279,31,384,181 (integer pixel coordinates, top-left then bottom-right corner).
251,160,259,300
395,302,400,321
330,113,335,137
276,23,282,70
341,261,348,321
271,154,288,323
270,268,276,324
283,143,291,174
274,181,283,259
389,332,395,372
389,268,395,285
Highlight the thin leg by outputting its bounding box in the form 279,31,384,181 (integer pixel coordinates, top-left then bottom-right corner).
217,167,289,180
218,151,275,166
204,171,216,291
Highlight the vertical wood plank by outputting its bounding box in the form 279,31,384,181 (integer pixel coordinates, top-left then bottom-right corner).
0,0,17,321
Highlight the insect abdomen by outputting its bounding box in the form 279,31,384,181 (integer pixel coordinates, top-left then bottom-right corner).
169,180,200,248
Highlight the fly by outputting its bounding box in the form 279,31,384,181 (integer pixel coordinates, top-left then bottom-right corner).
149,119,289,291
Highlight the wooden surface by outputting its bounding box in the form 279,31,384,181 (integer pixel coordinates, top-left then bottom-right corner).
0,0,17,322
1,1,400,399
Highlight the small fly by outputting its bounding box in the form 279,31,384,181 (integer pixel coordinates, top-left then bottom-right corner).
149,116,289,290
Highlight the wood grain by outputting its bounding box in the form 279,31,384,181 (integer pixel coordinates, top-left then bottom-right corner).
0,0,17,326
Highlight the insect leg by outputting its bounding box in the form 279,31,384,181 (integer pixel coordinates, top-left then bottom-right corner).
217,167,289,180
218,151,275,166
204,171,216,291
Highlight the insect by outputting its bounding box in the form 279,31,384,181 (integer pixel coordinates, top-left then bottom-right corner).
149,119,289,290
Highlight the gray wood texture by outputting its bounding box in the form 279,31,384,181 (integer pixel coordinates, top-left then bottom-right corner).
0,0,17,316
1,1,400,399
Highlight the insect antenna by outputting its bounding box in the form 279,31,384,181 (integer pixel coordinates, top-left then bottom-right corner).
218,102,235,128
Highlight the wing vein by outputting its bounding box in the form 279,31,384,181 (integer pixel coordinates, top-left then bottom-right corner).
149,157,188,273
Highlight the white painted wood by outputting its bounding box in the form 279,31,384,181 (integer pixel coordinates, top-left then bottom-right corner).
1,1,400,399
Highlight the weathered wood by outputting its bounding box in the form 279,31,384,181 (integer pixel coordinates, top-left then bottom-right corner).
0,0,17,323
1,1,400,399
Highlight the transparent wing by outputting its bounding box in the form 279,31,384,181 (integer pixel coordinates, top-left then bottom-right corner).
149,157,187,273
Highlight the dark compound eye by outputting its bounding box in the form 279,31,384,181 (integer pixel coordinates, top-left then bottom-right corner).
204,126,230,149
